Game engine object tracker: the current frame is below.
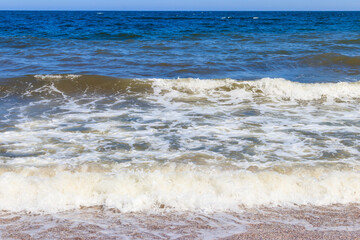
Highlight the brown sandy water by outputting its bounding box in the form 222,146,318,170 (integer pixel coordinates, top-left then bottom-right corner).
1,204,360,239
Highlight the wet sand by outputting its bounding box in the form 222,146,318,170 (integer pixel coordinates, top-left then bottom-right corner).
1,204,360,239
225,205,360,240
225,224,360,240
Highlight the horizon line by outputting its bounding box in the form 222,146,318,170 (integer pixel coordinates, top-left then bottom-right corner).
0,9,360,11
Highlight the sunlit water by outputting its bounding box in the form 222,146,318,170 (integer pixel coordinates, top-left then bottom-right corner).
1,11,360,238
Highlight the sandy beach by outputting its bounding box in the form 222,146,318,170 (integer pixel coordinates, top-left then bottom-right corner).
1,204,360,239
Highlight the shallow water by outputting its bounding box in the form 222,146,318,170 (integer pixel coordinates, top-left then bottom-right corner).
1,11,360,238
1,75,360,212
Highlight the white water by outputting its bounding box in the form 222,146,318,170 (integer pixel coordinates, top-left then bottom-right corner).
0,164,359,212
0,77,360,212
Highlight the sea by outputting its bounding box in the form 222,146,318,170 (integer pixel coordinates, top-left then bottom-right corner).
1,11,360,239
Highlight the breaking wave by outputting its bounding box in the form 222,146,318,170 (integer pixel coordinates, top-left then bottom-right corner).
1,163,360,213
1,74,360,213
1,75,360,101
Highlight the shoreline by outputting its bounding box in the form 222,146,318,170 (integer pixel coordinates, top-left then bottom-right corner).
1,204,360,239
224,224,360,240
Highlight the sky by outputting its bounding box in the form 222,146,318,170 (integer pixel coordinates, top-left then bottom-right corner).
1,0,360,11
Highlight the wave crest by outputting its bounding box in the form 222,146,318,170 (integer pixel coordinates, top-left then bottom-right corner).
1,75,360,102
1,163,360,212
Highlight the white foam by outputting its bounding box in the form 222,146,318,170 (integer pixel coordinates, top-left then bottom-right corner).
248,78,360,101
34,74,81,81
149,77,360,101
2,77,360,213
0,164,359,213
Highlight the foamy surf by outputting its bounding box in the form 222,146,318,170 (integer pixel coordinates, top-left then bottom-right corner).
1,75,360,215
34,74,81,80
150,77,360,101
0,163,359,213
3,11,360,239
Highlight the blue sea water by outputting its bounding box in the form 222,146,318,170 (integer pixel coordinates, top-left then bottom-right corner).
0,11,360,82
1,11,360,238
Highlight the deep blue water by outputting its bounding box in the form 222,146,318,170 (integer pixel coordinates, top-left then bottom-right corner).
1,11,360,82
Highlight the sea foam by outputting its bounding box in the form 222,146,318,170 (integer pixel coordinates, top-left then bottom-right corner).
0,164,359,213
1,76,360,213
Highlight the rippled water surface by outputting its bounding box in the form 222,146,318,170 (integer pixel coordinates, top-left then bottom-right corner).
1,11,360,239
1,11,360,81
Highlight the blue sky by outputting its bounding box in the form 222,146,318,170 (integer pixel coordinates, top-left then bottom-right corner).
1,0,360,11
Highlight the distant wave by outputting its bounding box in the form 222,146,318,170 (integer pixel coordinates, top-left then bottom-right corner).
336,39,360,45
84,32,142,40
134,16,213,20
300,53,360,68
